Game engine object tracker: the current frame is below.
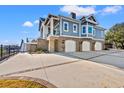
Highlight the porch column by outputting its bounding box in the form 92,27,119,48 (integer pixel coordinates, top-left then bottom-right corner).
50,18,54,36
48,38,55,52
43,24,48,39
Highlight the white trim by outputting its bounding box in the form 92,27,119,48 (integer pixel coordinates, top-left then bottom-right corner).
63,21,69,32
60,17,62,35
54,35,81,38
54,22,59,29
61,35,93,39
40,22,44,32
93,28,96,37
48,35,104,41
93,38,105,41
86,22,88,37
86,19,98,25
73,24,77,33
61,35,105,41
79,22,81,37
50,17,54,36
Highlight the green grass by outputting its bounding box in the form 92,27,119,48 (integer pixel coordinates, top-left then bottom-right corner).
0,79,46,88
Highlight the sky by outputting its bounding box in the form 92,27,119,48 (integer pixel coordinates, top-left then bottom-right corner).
0,5,124,45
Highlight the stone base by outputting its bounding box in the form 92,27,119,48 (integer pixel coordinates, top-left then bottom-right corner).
47,36,104,52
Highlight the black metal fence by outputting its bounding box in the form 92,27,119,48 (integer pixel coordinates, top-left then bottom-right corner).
0,44,20,61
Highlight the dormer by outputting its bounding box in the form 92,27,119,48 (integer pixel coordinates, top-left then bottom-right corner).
80,14,98,25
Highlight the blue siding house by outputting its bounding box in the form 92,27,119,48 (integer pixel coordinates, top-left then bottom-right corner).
39,12,106,52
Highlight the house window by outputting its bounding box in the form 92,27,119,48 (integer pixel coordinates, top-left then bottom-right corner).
63,22,69,32
73,24,77,33
88,26,93,34
82,26,86,34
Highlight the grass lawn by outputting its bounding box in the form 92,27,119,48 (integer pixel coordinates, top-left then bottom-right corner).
0,79,46,88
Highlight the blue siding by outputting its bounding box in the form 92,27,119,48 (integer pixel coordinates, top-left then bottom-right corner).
61,19,79,36
94,28,104,39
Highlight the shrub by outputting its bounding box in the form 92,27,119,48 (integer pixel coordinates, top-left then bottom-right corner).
34,48,48,53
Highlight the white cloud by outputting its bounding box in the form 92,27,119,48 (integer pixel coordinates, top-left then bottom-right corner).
34,20,39,24
23,21,33,27
101,6,122,15
60,5,96,16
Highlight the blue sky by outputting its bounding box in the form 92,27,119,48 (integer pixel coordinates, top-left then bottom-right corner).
0,5,124,45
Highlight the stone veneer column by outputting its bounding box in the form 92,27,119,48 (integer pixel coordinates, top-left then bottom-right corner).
48,38,55,52
91,41,95,51
76,40,80,52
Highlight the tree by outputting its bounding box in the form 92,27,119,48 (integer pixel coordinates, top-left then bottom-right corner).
105,23,124,49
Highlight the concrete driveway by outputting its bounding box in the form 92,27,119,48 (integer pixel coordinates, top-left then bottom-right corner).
0,52,124,88
58,50,124,69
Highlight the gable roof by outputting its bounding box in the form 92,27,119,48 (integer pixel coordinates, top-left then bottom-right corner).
88,16,96,22
80,14,98,25
44,14,59,25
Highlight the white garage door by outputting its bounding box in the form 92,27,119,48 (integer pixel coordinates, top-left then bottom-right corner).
65,40,76,52
95,42,102,50
82,41,91,51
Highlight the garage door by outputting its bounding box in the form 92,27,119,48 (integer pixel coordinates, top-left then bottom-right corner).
65,40,76,52
95,42,102,50
82,41,91,51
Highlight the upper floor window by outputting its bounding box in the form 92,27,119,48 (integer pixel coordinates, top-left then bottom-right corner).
73,24,77,33
88,26,93,34
82,26,86,34
63,22,69,32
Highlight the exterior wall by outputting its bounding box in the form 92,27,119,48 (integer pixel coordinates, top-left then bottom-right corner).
27,44,37,52
48,36,81,52
26,39,48,52
47,36,104,52
94,28,104,39
37,38,48,50
61,18,80,36
40,15,105,52
40,16,105,41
